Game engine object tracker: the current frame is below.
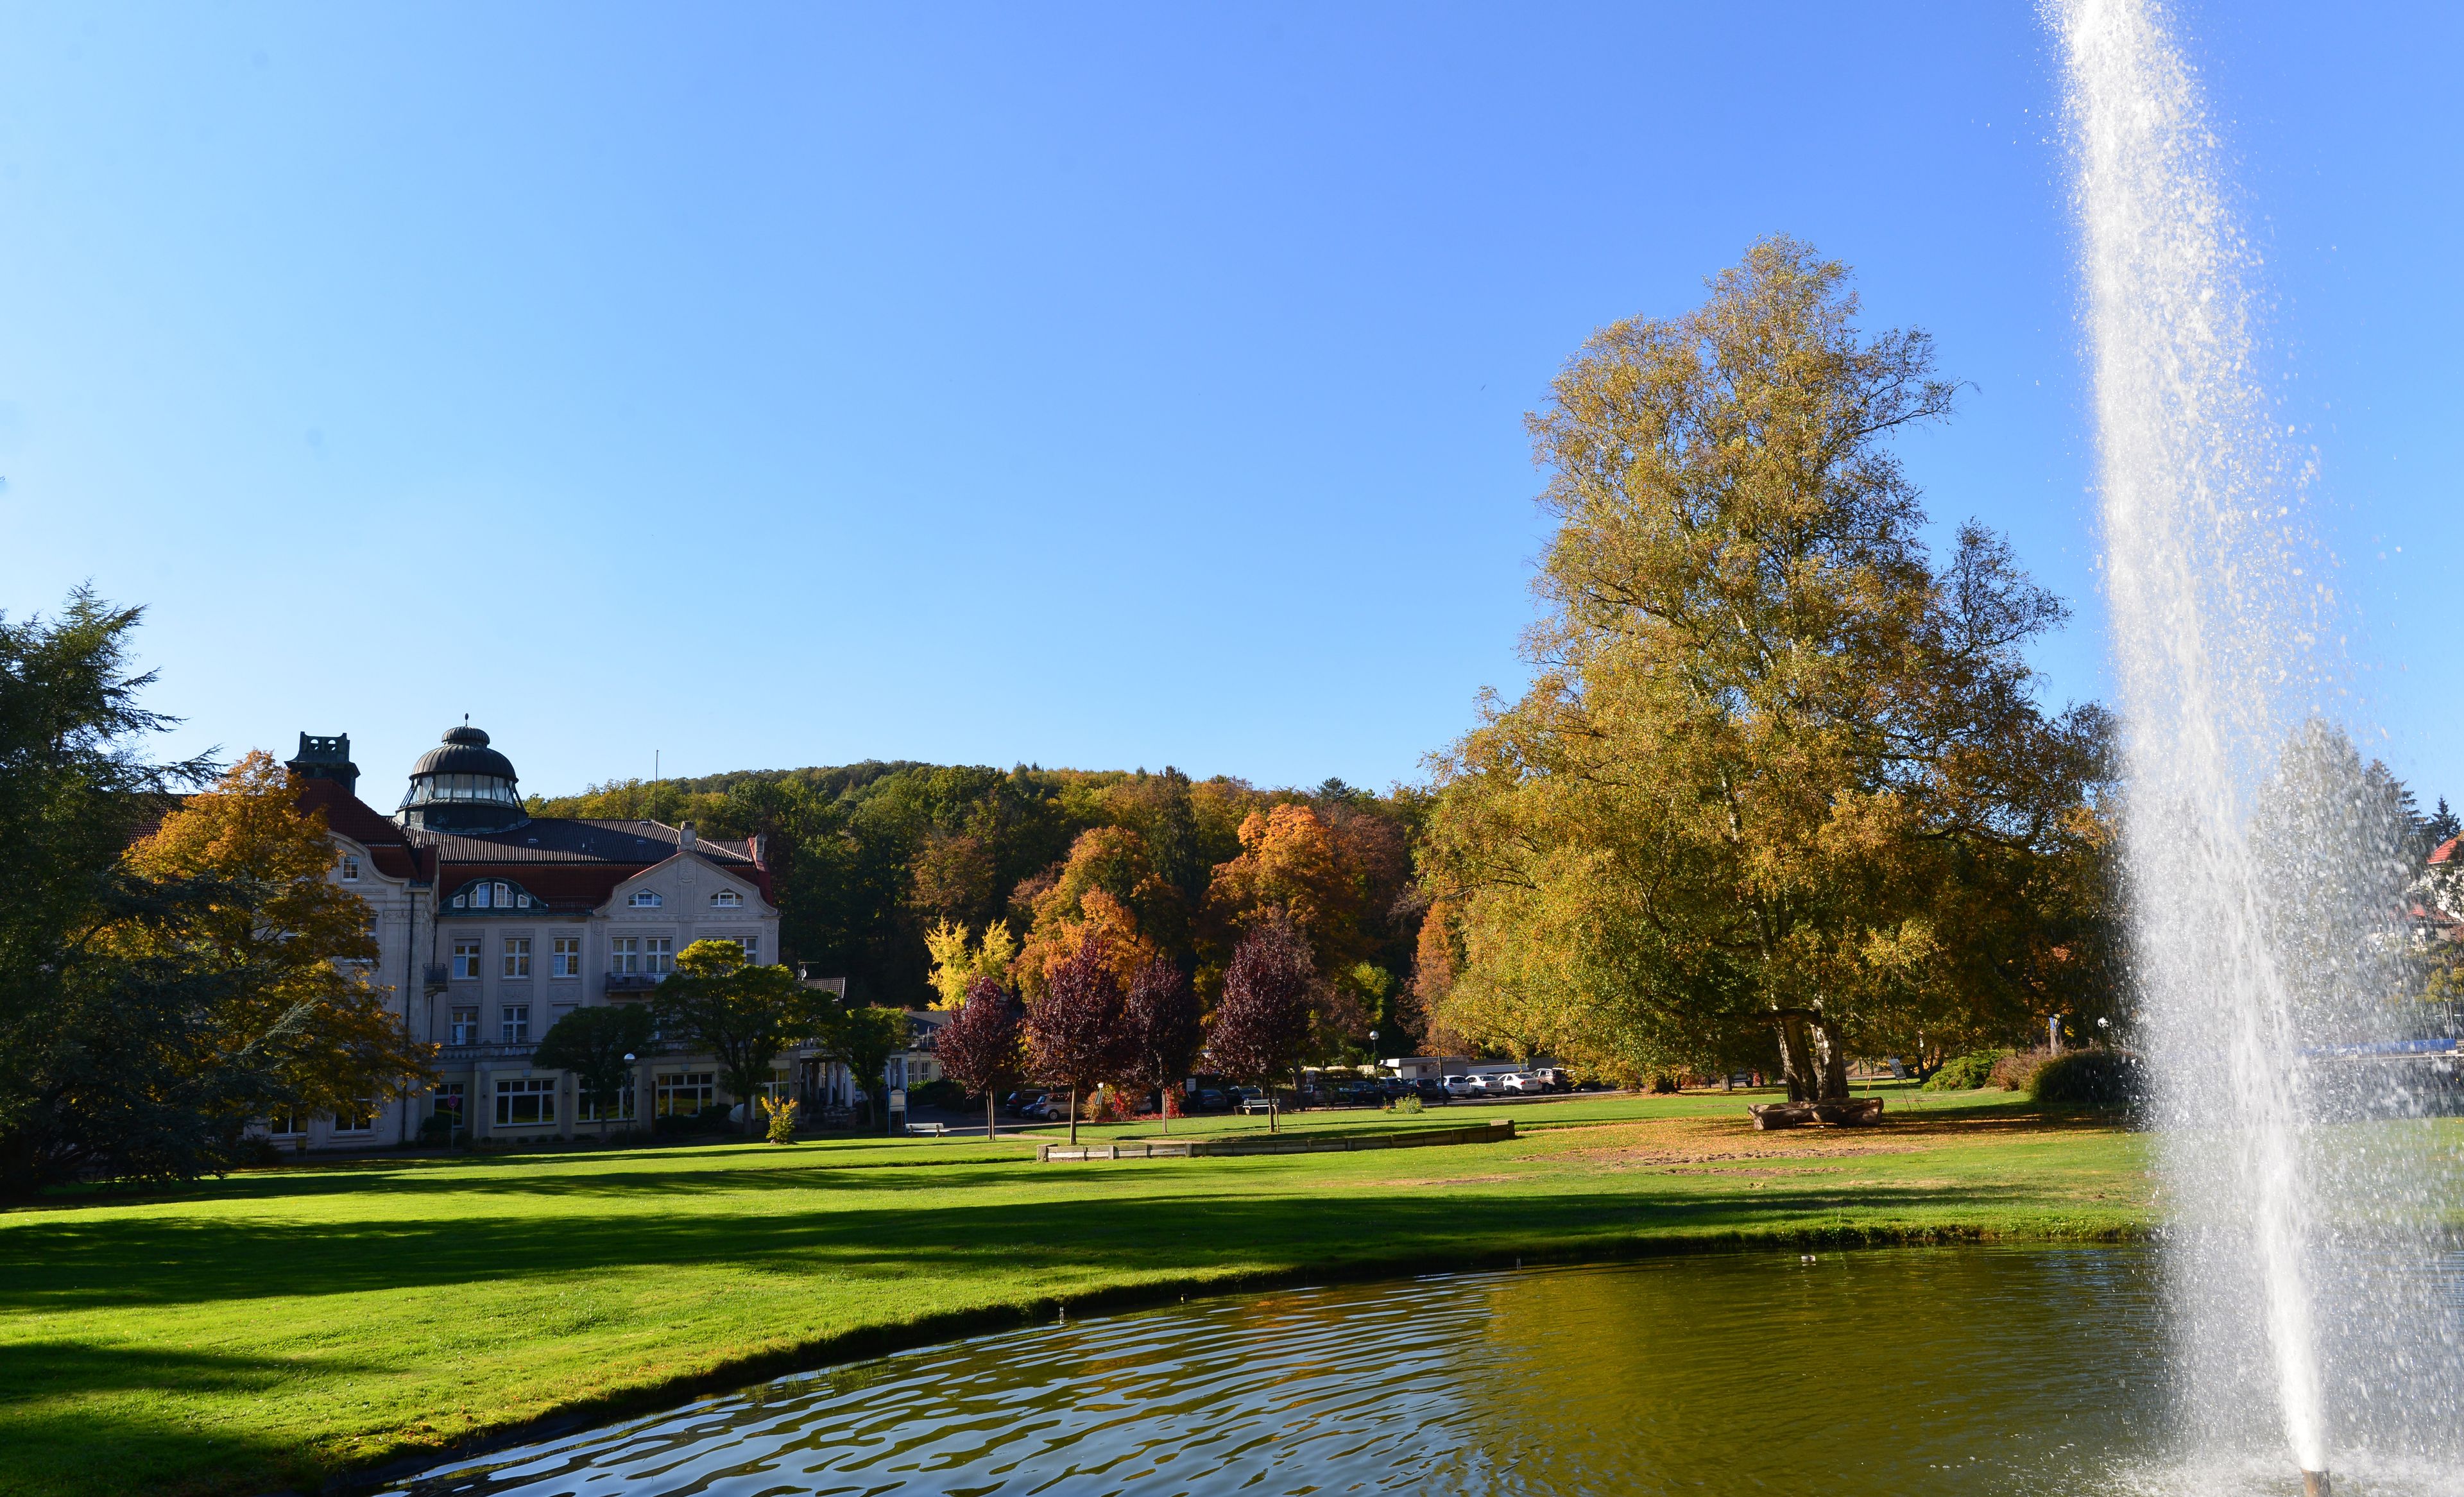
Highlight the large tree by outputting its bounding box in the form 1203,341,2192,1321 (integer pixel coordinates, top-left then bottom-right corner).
1208,917,1317,1129
1120,956,1202,1133
121,751,436,1121
1421,237,2114,1099
934,974,1025,1140
1025,934,1129,1143
533,1002,655,1140
654,940,829,1133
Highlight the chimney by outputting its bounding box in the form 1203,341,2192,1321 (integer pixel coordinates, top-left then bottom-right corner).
747,834,767,867
678,820,698,852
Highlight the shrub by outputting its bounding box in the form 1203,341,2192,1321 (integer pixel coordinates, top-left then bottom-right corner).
2030,1049,2143,1111
910,1078,968,1111
1388,1093,1426,1115
1989,1048,2054,1092
1923,1049,2014,1091
1648,1072,1681,1095
761,1096,800,1145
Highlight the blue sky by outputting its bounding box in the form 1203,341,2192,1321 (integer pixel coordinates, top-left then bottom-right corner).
0,3,2454,805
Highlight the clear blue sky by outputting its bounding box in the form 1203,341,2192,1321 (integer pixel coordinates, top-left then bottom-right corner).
0,3,2454,806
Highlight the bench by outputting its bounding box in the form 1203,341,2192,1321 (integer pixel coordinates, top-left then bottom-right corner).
1238,1098,1278,1115
905,1121,946,1139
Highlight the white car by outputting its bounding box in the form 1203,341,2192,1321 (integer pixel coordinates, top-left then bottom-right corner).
1441,1074,1485,1098
1498,1072,1544,1093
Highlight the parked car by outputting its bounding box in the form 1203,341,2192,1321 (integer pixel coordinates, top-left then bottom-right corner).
1403,1077,1451,1105
1441,1074,1485,1098
1186,1088,1233,1114
1335,1082,1386,1107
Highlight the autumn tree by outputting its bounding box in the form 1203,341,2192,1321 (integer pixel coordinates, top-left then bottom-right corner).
934,974,1025,1140
1014,826,1174,998
654,939,830,1133
823,1004,910,1131
1208,917,1317,1130
533,1002,655,1139
1120,957,1202,1133
121,751,437,1123
923,916,1017,1009
1025,934,1129,1143
1421,237,2114,1100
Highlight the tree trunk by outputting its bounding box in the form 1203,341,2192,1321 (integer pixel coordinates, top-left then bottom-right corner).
1808,1016,1851,1102
1068,1086,1079,1145
986,1093,996,1142
1775,1014,1817,1102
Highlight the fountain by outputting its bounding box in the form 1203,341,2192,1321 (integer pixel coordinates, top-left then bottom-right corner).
2051,1,2461,1490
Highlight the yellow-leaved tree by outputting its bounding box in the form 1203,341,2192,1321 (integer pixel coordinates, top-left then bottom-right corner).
922,916,1018,1010
119,751,434,1123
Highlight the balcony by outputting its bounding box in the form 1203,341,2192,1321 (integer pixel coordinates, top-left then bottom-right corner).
436,1042,540,1066
604,972,664,995
423,963,452,992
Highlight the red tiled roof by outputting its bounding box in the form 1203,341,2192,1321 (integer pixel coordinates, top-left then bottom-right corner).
2432,835,2461,868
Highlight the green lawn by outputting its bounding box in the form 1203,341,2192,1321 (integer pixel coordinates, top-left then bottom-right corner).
3,1087,2153,1497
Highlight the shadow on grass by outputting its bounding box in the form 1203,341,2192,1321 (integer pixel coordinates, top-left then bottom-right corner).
1,1342,330,1497
0,1165,2091,1316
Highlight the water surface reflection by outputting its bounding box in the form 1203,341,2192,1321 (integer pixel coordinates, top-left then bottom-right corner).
389,1248,2167,1496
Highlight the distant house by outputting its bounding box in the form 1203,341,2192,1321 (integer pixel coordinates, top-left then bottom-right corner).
2409,835,2463,946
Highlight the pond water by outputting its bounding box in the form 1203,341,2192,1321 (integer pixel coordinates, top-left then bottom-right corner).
379,1247,2452,1497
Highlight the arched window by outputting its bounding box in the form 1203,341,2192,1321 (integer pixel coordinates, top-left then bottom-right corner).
628,891,663,909
711,890,743,908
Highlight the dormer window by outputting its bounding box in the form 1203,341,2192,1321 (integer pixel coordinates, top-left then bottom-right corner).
448,879,537,911
628,891,663,908
711,890,742,908
340,855,361,882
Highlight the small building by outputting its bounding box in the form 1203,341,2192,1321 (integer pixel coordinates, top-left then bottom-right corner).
1377,1056,1465,1081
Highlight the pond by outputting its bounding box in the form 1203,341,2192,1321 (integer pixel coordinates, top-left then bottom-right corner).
379,1246,2381,1496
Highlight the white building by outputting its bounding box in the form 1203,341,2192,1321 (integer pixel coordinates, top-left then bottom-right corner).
282,726,791,1149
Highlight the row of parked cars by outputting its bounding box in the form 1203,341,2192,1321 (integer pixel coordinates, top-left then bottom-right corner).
999,1086,1267,1122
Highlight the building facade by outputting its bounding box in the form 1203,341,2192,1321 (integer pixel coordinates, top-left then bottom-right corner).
280,726,789,1149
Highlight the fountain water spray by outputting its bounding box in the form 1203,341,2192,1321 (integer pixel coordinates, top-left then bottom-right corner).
2051,1,2460,1489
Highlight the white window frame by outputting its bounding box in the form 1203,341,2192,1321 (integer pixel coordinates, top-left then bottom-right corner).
451,939,482,980
448,1005,480,1044
628,890,663,908
579,1087,637,1122
656,1071,716,1117
495,1076,556,1127
644,937,674,975
503,937,532,979
710,889,742,908
610,936,640,974
268,1108,305,1137
340,854,361,882
500,1004,531,1044
332,1098,377,1133
551,936,582,978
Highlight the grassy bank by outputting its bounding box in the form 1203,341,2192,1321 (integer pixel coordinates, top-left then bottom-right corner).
3,1087,2152,1497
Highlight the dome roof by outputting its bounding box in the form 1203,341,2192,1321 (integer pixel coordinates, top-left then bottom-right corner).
409,724,518,783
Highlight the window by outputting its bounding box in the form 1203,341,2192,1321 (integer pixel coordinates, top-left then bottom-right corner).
579,1086,636,1122
268,1108,304,1137
711,889,742,908
340,854,361,882
628,890,663,908
656,1072,715,1117
552,936,581,977
503,937,532,979
645,937,674,974
333,1098,377,1133
433,1083,465,1122
450,880,536,911
500,1004,531,1043
452,939,481,980
495,1076,556,1126
448,1005,480,1044
737,936,760,964
611,937,639,974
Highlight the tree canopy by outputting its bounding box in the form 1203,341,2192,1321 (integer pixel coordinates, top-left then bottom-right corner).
1421,237,2117,1096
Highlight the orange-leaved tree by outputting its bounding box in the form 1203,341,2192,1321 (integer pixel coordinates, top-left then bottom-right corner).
119,751,434,1127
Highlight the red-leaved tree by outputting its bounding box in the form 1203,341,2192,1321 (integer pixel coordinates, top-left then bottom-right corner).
1210,916,1317,1131
1027,935,1129,1143
1121,957,1202,1134
936,974,1025,1142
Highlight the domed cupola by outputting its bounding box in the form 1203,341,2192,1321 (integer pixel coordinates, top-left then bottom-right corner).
397,724,529,834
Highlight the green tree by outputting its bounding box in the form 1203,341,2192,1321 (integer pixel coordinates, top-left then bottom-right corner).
822,1004,910,1133
1422,238,2114,1099
654,941,828,1134
0,591,243,1192
533,1003,655,1140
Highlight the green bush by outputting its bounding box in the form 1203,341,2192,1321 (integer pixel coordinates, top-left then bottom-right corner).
2029,1049,2143,1111
1923,1049,2013,1091
1387,1093,1426,1115
909,1078,968,1111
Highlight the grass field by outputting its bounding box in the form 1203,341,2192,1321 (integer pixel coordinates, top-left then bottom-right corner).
2,1086,2155,1497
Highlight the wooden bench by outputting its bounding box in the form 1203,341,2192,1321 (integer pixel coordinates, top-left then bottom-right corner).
1237,1098,1278,1115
